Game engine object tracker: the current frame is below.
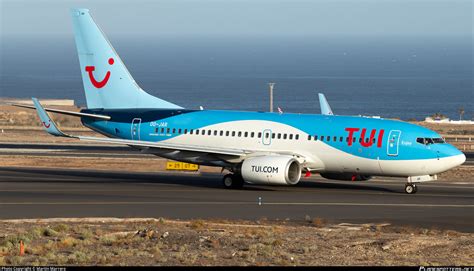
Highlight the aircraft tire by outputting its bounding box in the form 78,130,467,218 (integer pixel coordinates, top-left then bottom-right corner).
405,184,417,194
222,174,244,189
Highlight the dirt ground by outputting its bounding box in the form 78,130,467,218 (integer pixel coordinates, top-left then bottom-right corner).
0,218,472,266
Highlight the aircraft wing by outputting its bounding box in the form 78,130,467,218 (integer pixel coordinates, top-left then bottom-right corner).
77,136,248,156
318,93,334,115
31,98,249,157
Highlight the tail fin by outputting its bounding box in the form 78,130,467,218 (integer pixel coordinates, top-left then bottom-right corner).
70,8,182,109
318,93,334,115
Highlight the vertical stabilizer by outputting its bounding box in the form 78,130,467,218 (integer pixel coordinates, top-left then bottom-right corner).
71,8,182,109
318,93,334,115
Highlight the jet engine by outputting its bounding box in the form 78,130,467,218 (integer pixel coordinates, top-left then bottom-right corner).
320,173,372,181
240,156,302,185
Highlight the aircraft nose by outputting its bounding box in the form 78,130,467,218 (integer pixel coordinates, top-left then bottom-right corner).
438,146,466,171
454,152,466,166
446,148,466,168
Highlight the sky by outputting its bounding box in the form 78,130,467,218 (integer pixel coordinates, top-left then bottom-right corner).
0,0,472,38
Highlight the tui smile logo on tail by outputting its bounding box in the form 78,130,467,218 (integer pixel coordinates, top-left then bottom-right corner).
42,121,51,128
85,58,114,88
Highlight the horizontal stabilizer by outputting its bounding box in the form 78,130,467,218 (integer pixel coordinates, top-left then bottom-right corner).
318,93,334,115
9,103,111,120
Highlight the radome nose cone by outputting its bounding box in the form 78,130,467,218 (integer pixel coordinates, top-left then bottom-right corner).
457,153,466,166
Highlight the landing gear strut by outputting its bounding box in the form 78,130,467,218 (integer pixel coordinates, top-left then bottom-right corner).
404,183,417,194
222,174,244,189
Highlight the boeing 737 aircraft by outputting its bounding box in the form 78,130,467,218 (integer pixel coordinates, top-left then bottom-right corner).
13,8,466,194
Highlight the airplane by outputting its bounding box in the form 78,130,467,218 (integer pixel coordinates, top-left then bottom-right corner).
12,8,466,194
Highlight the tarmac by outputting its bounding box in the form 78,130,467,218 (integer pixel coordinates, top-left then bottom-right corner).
0,167,472,232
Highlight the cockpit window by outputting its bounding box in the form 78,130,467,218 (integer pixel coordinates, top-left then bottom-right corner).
432,138,445,144
416,137,445,145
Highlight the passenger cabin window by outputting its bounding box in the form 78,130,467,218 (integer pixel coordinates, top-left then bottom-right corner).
272,133,275,139
289,134,293,140
295,134,299,140
184,129,188,134
278,133,282,139
333,136,337,142
258,132,262,138
220,131,224,136
283,134,287,140
307,135,312,140
251,132,255,138
326,136,330,141
172,128,176,133
232,131,236,137
314,135,318,141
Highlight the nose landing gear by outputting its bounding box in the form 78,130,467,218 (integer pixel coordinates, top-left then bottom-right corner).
404,175,437,194
404,183,417,194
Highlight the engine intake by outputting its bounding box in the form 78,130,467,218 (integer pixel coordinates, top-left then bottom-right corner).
240,156,302,185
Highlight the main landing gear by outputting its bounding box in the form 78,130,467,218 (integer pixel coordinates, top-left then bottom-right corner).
222,174,244,189
404,183,418,194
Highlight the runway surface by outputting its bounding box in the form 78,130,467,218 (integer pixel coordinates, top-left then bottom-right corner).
0,167,472,232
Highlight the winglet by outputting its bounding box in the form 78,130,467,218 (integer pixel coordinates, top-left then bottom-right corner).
318,93,334,115
32,98,71,137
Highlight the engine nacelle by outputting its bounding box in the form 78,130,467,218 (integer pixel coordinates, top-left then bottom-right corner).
240,156,302,185
320,173,372,181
